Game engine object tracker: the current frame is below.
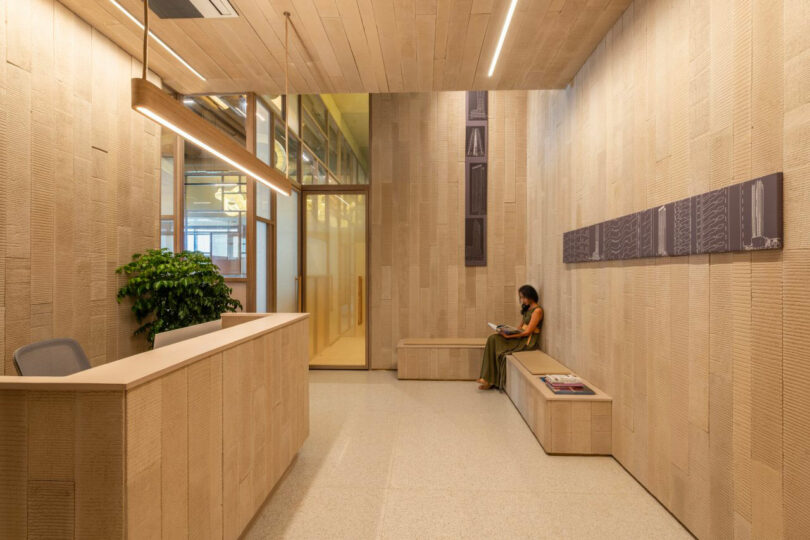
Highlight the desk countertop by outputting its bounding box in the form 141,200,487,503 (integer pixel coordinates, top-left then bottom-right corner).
0,312,309,391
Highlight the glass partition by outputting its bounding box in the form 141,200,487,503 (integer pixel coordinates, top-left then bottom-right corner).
256,100,271,165
183,94,248,278
277,189,299,312
287,94,300,136
256,184,271,220
302,94,327,131
183,150,247,277
328,123,339,171
160,220,174,252
302,148,327,185
274,119,299,181
160,129,176,251
302,118,327,163
182,94,247,146
256,221,269,312
305,193,366,367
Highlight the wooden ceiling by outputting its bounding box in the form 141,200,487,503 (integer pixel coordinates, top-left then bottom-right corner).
58,0,632,95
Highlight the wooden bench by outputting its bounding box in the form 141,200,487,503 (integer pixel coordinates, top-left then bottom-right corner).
505,350,612,455
396,338,487,380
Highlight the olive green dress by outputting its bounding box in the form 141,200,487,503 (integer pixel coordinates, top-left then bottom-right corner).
479,306,543,389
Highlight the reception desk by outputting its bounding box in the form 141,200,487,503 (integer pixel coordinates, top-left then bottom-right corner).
0,313,309,539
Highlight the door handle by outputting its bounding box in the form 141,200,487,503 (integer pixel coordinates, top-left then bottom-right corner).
357,276,363,325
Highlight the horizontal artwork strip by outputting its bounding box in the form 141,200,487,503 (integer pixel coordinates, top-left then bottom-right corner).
563,173,783,263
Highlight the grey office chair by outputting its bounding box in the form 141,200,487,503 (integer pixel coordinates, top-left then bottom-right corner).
12,338,91,376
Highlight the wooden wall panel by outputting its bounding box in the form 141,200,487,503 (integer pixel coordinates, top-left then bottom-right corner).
0,317,308,539
0,390,125,539
370,91,528,369
0,390,28,538
526,0,810,536
74,391,125,539
160,369,188,538
0,0,161,375
188,354,224,539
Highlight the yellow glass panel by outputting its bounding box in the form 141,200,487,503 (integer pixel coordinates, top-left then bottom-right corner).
305,193,366,367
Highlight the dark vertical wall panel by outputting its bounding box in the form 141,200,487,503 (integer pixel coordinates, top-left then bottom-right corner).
465,91,488,266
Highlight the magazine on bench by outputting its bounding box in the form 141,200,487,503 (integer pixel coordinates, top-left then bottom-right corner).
540,375,596,395
487,322,521,335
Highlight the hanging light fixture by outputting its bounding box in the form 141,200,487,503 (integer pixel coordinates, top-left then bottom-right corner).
131,0,291,196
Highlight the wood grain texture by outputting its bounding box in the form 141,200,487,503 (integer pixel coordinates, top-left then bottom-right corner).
370,91,528,370
397,346,482,381
526,0,809,536
0,0,161,376
57,0,631,95
0,390,125,539
505,355,612,455
0,317,308,539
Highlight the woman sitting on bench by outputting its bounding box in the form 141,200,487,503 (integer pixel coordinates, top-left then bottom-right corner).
478,285,543,390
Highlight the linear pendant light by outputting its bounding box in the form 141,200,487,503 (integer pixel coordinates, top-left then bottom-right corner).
488,0,518,77
131,1,291,196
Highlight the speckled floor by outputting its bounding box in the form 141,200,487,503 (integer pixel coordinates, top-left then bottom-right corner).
244,370,691,539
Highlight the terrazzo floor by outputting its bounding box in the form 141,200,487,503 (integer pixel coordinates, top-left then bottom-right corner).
244,370,692,539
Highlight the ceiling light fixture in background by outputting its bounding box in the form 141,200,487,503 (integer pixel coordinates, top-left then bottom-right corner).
209,95,230,109
488,0,518,77
131,0,291,196
110,0,206,81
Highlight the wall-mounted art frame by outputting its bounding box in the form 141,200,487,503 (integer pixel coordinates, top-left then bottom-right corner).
562,173,783,263
465,91,488,266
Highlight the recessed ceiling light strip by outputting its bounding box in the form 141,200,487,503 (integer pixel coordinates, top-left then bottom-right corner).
110,0,206,81
487,0,518,77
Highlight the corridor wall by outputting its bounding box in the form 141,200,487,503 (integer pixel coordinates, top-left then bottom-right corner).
370,91,528,369
526,0,809,537
0,0,162,374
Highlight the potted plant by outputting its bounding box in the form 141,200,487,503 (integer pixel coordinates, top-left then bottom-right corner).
116,248,242,348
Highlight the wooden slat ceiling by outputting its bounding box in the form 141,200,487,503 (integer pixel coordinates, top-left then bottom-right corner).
57,0,632,95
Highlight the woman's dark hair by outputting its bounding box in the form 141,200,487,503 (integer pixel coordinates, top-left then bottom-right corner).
518,285,539,303
518,285,539,314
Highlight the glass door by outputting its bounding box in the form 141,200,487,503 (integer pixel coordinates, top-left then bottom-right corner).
304,192,367,368
277,189,300,312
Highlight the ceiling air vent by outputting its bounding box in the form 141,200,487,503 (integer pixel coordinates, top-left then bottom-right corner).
150,0,238,19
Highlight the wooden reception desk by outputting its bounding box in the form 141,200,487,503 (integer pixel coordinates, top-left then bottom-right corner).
0,313,309,539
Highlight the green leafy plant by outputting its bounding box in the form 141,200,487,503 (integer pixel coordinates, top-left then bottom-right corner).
116,248,242,348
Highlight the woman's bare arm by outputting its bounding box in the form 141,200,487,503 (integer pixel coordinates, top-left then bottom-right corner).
502,308,543,339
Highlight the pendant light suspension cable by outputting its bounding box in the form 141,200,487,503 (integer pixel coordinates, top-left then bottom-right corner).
142,0,149,80
284,11,290,180
132,0,291,196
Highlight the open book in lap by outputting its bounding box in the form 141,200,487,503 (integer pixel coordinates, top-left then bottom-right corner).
487,322,521,335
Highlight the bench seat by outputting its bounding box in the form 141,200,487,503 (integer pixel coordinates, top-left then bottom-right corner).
397,337,486,380
505,351,612,455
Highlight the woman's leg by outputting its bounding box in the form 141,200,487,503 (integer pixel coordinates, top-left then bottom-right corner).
478,334,501,389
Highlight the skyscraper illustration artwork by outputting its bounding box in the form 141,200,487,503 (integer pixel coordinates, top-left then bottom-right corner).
752,178,764,238
467,91,487,121
657,206,667,256
562,173,783,263
744,177,780,250
466,127,485,157
465,91,489,266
